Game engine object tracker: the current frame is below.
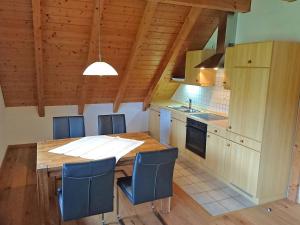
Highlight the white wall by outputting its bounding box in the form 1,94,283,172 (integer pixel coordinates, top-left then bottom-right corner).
0,86,7,165
5,102,149,145
236,0,300,43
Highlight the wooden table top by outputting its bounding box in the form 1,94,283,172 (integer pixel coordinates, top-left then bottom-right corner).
36,132,167,171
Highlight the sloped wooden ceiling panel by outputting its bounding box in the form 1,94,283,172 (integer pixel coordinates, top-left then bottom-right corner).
42,0,91,106
0,1,37,106
84,0,146,104
124,3,190,102
0,0,251,113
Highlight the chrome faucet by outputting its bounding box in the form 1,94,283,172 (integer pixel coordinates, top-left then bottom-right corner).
188,98,192,110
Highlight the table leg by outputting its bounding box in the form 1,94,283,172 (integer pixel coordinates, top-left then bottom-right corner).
37,169,50,225
160,197,171,214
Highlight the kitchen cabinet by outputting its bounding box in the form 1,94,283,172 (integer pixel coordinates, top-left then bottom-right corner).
170,117,186,152
230,142,260,197
233,41,273,68
206,132,226,177
149,108,160,141
228,68,269,142
185,50,216,86
225,41,300,203
223,47,235,90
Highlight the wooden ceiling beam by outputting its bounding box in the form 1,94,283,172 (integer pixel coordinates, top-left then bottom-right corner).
143,7,202,110
78,0,103,115
113,1,158,113
151,0,251,12
32,0,45,117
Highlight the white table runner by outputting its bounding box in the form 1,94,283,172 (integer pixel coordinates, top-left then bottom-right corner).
49,136,144,162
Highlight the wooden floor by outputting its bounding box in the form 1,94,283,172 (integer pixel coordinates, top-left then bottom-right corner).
1,145,300,225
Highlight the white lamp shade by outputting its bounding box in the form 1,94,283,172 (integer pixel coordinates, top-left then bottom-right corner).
83,61,118,76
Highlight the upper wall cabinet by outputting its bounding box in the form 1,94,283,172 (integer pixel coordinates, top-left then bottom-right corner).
233,42,273,68
184,50,216,86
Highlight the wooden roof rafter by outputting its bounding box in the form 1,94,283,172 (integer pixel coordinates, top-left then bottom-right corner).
149,0,251,12
143,7,203,110
32,0,45,117
78,0,104,115
113,1,159,112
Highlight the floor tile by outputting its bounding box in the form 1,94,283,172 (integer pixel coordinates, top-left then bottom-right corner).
221,187,240,197
193,192,215,204
207,190,231,201
234,195,256,207
182,184,199,195
219,198,246,211
202,202,228,216
195,182,212,192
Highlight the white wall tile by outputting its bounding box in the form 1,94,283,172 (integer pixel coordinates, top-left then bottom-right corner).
171,69,230,114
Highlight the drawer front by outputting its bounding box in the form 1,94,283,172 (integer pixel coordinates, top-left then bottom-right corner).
207,124,228,139
229,133,262,152
234,42,273,68
171,111,186,123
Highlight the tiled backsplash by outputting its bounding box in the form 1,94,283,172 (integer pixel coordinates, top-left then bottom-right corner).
171,69,231,114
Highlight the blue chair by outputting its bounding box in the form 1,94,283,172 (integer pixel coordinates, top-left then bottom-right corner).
53,116,85,139
98,114,126,135
57,157,116,224
116,148,178,220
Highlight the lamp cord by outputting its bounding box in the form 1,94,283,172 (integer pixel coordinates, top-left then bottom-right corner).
98,0,102,61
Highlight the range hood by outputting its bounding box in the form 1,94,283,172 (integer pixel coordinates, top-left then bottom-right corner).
195,14,228,69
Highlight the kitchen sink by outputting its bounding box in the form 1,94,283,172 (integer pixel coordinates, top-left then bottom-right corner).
167,105,203,113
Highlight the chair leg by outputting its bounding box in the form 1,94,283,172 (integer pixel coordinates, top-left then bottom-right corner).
116,186,120,221
101,213,105,225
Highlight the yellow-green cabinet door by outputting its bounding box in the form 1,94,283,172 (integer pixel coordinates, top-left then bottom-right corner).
223,47,235,89
170,118,186,152
233,41,273,68
228,68,269,141
223,140,232,182
149,109,160,141
230,142,261,197
206,133,226,176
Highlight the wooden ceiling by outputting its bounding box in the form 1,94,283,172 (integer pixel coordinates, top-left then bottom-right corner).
0,0,251,116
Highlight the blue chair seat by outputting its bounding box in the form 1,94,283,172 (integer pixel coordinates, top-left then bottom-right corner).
116,148,178,208
117,176,134,203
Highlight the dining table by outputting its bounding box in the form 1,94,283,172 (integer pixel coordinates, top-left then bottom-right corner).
36,132,172,225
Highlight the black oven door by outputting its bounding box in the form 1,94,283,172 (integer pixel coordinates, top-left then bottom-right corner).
186,124,207,159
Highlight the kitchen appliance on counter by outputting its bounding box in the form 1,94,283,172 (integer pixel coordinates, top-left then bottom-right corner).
191,113,227,121
186,118,207,159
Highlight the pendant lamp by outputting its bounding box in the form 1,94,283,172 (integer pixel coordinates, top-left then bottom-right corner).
83,0,118,76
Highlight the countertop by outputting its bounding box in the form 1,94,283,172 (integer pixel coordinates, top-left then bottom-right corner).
150,100,229,129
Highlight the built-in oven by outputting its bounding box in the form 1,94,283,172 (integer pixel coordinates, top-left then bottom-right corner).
185,118,207,159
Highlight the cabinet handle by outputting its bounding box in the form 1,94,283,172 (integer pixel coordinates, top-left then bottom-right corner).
228,126,232,129
223,81,227,84
227,143,231,147
207,135,210,138
214,129,218,133
248,59,252,64
240,139,244,143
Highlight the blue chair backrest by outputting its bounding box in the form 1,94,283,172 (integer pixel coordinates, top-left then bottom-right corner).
53,116,85,139
98,114,126,135
131,148,178,205
61,157,116,221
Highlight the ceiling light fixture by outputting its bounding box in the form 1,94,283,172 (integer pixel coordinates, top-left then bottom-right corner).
83,0,118,76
